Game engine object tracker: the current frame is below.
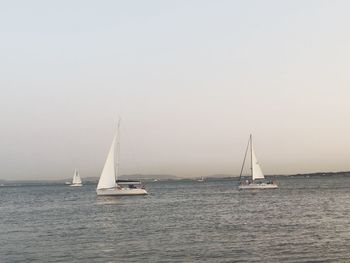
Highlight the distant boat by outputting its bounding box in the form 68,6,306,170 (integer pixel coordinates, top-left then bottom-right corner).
238,135,278,190
197,176,204,182
153,179,159,182
96,119,148,196
70,169,82,187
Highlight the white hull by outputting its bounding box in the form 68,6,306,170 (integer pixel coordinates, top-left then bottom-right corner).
70,183,82,187
96,187,148,196
239,183,278,190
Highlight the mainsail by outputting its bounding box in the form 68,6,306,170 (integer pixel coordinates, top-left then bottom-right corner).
96,122,120,190
251,144,264,180
239,134,265,181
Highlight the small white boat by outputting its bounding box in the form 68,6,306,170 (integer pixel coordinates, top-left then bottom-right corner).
96,119,148,196
197,176,204,182
238,135,278,190
70,169,82,187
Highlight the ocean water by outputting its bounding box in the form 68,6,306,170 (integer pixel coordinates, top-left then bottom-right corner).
1,176,350,263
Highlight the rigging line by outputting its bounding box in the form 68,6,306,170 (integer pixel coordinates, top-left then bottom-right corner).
238,136,251,181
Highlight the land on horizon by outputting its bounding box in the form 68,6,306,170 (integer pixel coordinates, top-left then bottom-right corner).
1,171,349,185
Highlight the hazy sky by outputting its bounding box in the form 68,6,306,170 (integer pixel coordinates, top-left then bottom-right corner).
1,0,350,180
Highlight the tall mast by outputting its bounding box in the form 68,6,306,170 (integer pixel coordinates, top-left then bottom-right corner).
239,136,251,181
250,134,253,181
115,118,121,182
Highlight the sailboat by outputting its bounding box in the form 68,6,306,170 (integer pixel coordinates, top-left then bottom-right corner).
96,120,148,196
238,135,278,189
70,169,82,187
197,176,204,182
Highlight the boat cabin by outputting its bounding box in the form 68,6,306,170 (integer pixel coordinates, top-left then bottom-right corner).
116,180,143,189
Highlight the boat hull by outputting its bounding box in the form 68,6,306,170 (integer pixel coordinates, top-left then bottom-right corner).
239,183,278,190
96,187,148,196
70,183,82,187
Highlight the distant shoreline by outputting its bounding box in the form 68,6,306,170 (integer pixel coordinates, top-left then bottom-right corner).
280,171,350,177
1,171,349,185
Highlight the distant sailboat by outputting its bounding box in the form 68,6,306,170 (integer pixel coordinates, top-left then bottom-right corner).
70,169,82,187
197,176,204,182
238,135,278,189
96,119,148,196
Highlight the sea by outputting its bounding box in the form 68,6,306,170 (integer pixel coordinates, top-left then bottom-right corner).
1,176,350,263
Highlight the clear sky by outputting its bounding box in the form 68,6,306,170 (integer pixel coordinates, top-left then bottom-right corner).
1,0,350,180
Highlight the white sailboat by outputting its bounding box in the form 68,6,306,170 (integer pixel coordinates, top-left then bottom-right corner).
70,169,82,187
197,176,204,182
238,135,278,189
96,120,148,196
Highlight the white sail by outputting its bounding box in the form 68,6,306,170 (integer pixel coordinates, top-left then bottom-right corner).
97,124,119,190
72,170,82,185
251,144,264,180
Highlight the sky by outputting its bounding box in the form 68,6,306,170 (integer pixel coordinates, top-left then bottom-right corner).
1,0,350,180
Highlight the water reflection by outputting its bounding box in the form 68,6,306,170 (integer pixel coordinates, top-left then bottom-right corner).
96,196,123,205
